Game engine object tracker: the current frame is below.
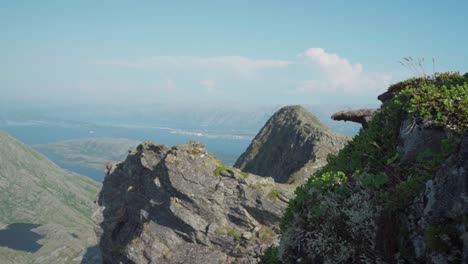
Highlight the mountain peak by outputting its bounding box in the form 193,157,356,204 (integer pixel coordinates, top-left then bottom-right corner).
235,105,349,184
271,105,327,129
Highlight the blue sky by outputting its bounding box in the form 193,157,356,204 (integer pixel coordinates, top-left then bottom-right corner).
1,0,467,106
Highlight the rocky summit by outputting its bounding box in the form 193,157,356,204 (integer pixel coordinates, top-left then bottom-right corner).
94,141,293,264
234,105,349,184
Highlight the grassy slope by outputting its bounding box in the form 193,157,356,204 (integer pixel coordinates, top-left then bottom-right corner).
0,131,100,263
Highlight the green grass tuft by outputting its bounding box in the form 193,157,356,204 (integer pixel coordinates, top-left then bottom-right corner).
240,171,249,179
266,189,281,200
213,166,229,178
227,229,241,240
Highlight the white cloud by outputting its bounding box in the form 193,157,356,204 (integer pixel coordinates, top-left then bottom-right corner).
200,79,219,94
87,49,392,102
200,79,216,88
150,79,178,94
294,48,392,95
90,56,291,77
205,56,291,76
164,79,176,91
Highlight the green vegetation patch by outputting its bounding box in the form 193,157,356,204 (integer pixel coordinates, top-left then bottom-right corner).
282,72,468,230
215,225,241,241
213,166,230,178
360,173,389,190
191,146,202,155
395,81,468,132
266,189,281,200
258,226,275,242
240,171,249,179
227,229,241,240
272,72,467,263
425,226,450,254
259,247,280,264
393,174,430,206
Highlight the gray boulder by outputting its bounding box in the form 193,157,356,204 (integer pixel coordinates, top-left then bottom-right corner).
403,132,468,263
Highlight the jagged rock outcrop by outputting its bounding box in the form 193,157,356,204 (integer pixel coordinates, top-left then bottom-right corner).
331,108,379,128
94,141,292,264
402,132,468,263
234,105,349,184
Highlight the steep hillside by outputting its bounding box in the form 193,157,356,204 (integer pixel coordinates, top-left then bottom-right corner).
264,72,468,263
235,105,349,184
34,137,140,170
94,141,294,264
0,131,101,264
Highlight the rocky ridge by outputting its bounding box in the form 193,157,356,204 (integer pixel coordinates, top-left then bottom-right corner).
94,141,293,264
235,105,349,184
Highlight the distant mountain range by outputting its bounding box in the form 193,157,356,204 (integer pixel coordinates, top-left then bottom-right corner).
0,103,371,137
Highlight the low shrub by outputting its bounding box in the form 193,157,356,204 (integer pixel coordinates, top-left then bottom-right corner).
275,72,467,262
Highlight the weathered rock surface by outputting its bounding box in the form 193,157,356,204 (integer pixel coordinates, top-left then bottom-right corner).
403,132,468,263
94,141,292,264
398,119,449,162
234,105,349,184
331,108,379,128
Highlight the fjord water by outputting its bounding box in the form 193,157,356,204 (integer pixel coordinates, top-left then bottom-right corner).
0,224,43,253
0,124,250,180
41,151,105,182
